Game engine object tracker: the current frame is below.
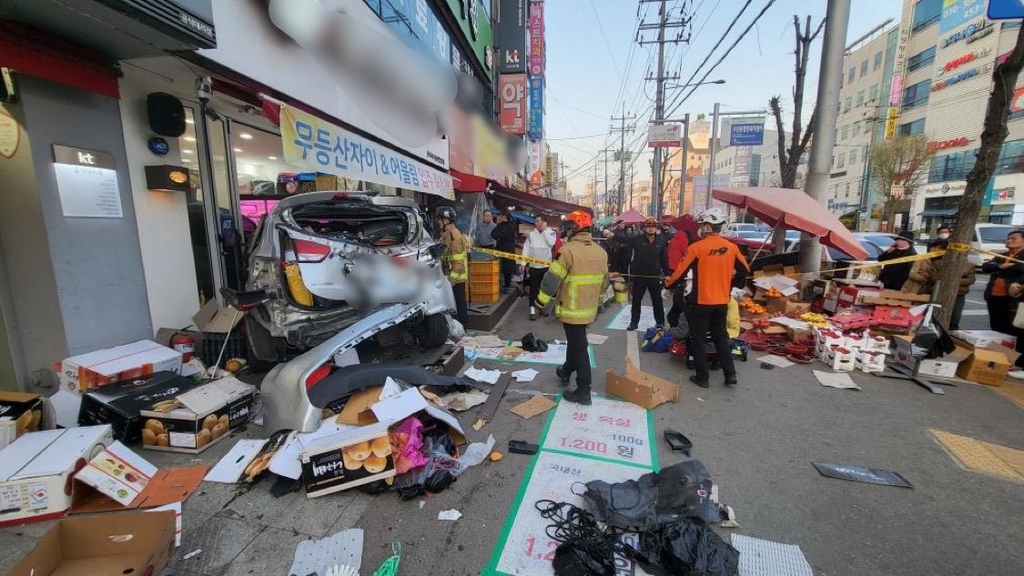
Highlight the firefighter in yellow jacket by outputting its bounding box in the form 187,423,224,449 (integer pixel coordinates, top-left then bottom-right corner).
537,210,609,405
437,206,469,326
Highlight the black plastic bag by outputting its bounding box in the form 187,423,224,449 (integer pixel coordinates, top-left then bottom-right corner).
552,542,616,576
424,469,456,493
581,460,717,529
520,332,549,353
357,479,391,495
627,519,739,576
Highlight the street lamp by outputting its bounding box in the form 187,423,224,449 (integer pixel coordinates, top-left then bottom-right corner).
665,79,726,89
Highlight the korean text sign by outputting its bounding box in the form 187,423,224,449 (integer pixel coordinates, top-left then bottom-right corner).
500,74,528,134
728,123,764,146
528,77,543,139
280,106,453,199
528,1,545,76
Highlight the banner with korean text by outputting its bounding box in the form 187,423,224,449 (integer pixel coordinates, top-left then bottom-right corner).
280,106,453,199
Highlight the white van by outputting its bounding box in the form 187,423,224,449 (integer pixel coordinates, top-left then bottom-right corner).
969,223,1016,267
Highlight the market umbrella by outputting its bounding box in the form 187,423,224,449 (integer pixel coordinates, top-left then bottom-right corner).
613,208,646,225
712,187,868,260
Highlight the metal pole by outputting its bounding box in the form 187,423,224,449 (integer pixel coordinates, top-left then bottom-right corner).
650,0,667,217
679,113,689,215
619,103,627,214
603,152,609,214
801,0,852,274
705,102,720,212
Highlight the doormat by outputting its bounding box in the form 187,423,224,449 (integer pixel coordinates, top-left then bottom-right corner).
811,462,913,488
483,395,658,576
472,344,597,368
605,305,657,331
993,380,1024,410
928,428,1024,483
731,534,813,576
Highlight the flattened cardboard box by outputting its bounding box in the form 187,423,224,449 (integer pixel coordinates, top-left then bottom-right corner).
71,441,207,512
300,421,395,498
137,376,256,453
77,371,202,445
55,340,182,393
6,509,176,576
606,357,680,409
0,392,49,450
0,425,113,528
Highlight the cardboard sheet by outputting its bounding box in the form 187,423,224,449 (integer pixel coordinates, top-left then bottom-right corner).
509,395,557,420
813,370,862,390
605,357,680,409
205,440,267,483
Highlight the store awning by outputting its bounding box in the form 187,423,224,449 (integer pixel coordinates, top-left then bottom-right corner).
451,170,488,192
921,209,958,216
489,183,592,216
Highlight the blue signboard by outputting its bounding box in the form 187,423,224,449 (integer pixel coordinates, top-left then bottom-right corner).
729,123,764,146
528,76,543,139
989,0,1024,20
370,0,451,67
940,0,986,34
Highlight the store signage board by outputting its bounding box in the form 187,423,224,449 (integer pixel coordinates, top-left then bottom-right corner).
528,76,543,140
729,123,764,146
648,124,682,148
528,1,545,77
940,0,987,34
941,19,993,49
499,74,527,134
884,107,899,140
444,0,494,78
528,139,543,187
280,106,453,200
52,145,123,218
201,0,450,170
989,0,1024,19
497,0,527,74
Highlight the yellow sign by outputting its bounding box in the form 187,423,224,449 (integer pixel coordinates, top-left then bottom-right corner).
884,107,899,140
544,154,552,185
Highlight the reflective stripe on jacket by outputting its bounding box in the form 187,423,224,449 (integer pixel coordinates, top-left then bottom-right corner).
442,227,469,284
537,232,609,325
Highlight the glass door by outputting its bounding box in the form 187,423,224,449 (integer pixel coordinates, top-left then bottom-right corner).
176,106,218,305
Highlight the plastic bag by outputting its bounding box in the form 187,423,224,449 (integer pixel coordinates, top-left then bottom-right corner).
582,460,718,529
626,519,740,576
726,299,740,340
390,417,428,475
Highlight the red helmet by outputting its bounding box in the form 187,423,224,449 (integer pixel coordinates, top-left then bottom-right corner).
566,210,592,232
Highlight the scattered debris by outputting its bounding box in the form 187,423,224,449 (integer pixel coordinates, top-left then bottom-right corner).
372,541,402,576
813,370,862,390
812,462,912,488
438,509,463,521
509,395,557,419
587,333,609,345
418,500,426,509
458,435,497,468
287,528,363,576
422,389,489,412
473,372,511,430
757,354,795,368
582,460,719,526
663,429,693,455
511,368,539,382
605,357,680,409
720,505,740,529
324,565,359,576
508,440,539,455
731,534,813,576
182,549,202,560
489,451,504,462
465,366,503,385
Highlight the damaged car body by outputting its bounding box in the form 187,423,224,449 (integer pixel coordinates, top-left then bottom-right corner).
242,192,455,362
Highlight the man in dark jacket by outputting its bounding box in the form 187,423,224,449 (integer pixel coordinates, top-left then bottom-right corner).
491,210,519,292
983,229,1024,367
878,232,918,291
604,217,670,330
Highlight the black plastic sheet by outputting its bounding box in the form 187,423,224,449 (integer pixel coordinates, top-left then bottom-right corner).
812,462,913,488
581,460,719,529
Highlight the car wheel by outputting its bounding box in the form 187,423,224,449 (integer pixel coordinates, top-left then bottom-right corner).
416,313,449,348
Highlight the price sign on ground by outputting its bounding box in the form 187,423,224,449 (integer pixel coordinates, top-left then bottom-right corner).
543,396,653,467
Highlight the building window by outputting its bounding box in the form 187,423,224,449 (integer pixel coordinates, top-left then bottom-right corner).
860,60,869,77
850,149,858,164
874,52,883,70
838,152,846,168
842,125,849,140
912,0,942,33
898,118,926,136
844,96,853,112
849,67,856,83
907,47,937,72
857,90,865,106
931,139,1024,181
902,79,931,109
870,84,879,102
853,121,861,136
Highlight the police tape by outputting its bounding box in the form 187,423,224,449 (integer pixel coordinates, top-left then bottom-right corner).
470,246,667,279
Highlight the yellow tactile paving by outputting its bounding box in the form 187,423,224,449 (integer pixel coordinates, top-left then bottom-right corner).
992,379,1024,410
927,429,1024,483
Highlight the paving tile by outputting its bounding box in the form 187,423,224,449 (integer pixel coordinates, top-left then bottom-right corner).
214,483,348,538
328,491,374,533
220,526,318,576
168,511,265,575
0,531,39,573
929,428,1024,483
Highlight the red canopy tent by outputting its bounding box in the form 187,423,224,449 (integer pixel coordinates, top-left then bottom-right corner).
712,187,868,260
613,209,646,225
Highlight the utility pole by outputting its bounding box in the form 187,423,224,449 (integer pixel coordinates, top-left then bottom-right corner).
599,148,614,214
639,0,689,217
610,103,637,215
801,0,852,274
679,113,689,214
629,163,635,210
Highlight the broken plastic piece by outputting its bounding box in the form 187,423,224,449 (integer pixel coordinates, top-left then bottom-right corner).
662,429,693,455
438,509,462,521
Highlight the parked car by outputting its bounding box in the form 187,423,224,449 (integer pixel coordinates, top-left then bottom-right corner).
239,192,455,362
724,223,761,235
969,223,1015,267
853,232,926,255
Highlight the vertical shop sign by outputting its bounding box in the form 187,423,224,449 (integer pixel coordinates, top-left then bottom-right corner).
499,74,527,134
528,139,543,188
528,1,545,77
528,77,543,139
497,0,527,74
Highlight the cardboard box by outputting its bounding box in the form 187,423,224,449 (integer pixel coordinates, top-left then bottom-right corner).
137,377,256,453
951,330,1017,351
892,335,971,378
0,392,47,450
300,421,396,498
5,509,176,576
72,441,207,510
77,372,202,445
957,348,1012,387
864,289,931,307
336,386,383,426
0,425,113,527
605,357,680,409
55,340,182,393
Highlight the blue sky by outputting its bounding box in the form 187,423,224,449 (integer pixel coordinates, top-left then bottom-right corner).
543,0,904,196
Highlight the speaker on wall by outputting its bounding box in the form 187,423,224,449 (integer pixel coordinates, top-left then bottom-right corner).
147,92,185,137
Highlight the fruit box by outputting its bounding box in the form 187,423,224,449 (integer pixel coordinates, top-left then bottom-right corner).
55,340,182,393
300,421,396,498
77,372,202,445
137,377,256,454
0,392,51,450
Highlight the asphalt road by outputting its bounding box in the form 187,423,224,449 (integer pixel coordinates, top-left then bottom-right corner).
2,284,1022,576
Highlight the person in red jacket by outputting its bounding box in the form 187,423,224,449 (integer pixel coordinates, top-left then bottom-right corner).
666,227,692,328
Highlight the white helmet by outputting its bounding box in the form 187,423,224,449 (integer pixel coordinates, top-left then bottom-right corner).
696,208,727,225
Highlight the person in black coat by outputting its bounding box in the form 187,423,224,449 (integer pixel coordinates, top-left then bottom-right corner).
983,229,1024,367
604,218,671,330
877,232,918,291
491,210,519,293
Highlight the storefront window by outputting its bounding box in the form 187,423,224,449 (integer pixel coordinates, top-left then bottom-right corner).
177,108,216,305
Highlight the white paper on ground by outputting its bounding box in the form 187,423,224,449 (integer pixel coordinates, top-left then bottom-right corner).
438,509,462,521
370,387,466,436
813,370,862,390
587,334,609,345
465,367,502,385
204,439,266,483
757,355,795,368
381,377,404,399
511,369,539,383
288,529,364,576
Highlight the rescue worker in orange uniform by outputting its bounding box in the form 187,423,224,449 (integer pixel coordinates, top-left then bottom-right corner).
437,206,469,326
537,211,609,405
664,209,749,388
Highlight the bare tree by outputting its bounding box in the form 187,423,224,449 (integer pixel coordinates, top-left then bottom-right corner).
868,135,936,231
934,24,1024,328
767,15,824,250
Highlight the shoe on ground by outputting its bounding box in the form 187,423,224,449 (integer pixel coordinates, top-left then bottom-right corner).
626,323,638,331
555,364,570,386
529,306,537,321
563,387,592,405
724,375,738,386
689,375,710,389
